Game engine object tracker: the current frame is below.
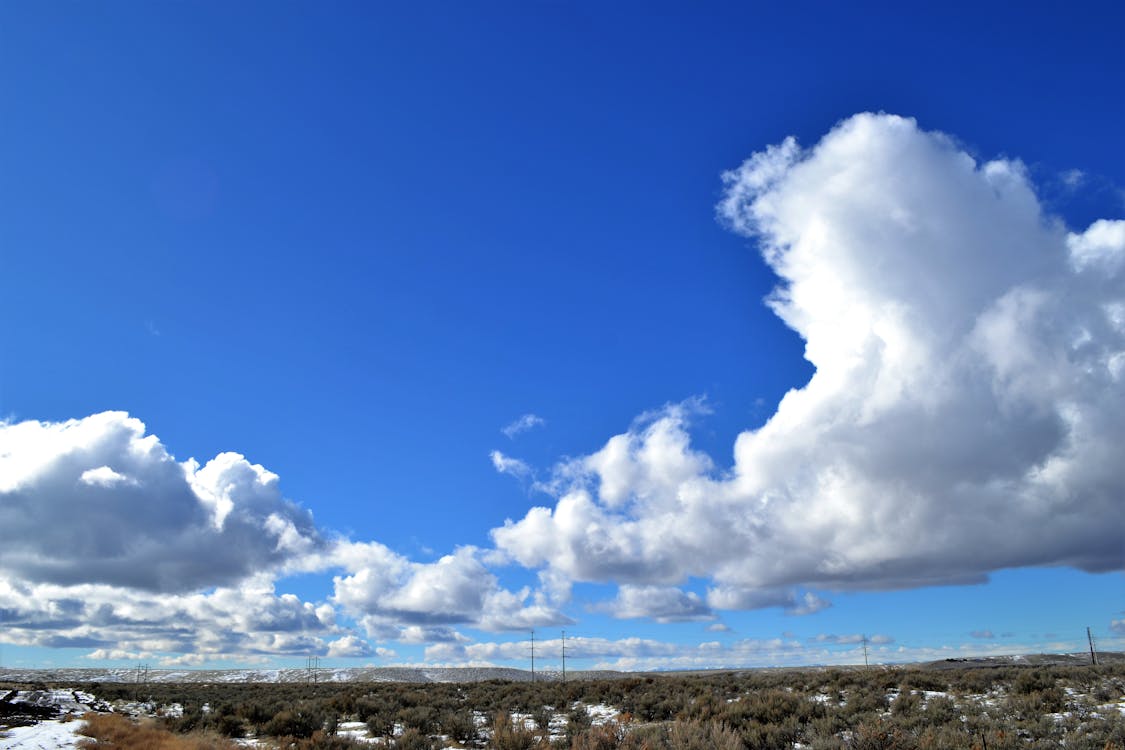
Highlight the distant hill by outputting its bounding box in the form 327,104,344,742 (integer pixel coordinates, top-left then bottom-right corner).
0,665,623,684
1,653,1120,684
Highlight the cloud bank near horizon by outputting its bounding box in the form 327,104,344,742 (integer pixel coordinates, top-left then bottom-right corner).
0,412,568,663
2,113,1123,664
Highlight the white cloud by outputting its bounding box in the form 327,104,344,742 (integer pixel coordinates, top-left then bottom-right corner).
79,466,136,487
1062,168,1085,188
786,592,832,616
702,586,784,610
327,635,374,658
490,450,533,481
424,634,808,671
332,543,570,634
492,113,1125,607
1067,218,1125,272
392,625,470,645
0,573,350,659
595,585,713,622
84,648,152,661
0,412,324,593
813,633,893,645
376,548,490,622
0,413,551,658
426,630,1092,671
502,414,546,439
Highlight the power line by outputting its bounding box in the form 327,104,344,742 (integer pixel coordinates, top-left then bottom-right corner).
306,655,321,683
861,635,869,669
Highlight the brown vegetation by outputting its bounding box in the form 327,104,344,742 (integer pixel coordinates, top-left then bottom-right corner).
78,711,238,749
36,663,1125,750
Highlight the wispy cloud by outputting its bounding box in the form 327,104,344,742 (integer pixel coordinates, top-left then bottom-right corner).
812,633,894,646
1061,168,1085,189
502,413,545,439
489,450,533,481
786,592,832,616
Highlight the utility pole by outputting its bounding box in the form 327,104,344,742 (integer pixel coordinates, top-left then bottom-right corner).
561,630,567,683
306,656,321,683
529,629,535,682
861,635,869,669
134,663,149,701
1087,627,1099,666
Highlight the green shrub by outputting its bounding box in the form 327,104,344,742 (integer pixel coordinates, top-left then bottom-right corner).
439,707,478,744
891,690,922,716
491,711,537,750
845,721,917,750
570,722,626,750
207,711,245,738
920,694,958,727
293,731,370,749
1012,670,1056,695
393,727,436,750
666,720,743,750
567,704,593,743
264,705,326,739
532,705,554,732
397,704,438,733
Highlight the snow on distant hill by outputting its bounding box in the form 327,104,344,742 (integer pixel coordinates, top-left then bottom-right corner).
0,666,623,684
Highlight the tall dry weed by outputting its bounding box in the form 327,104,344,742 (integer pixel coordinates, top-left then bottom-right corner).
78,712,238,749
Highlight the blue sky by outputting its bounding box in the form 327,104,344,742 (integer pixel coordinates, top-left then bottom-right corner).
1,2,1123,671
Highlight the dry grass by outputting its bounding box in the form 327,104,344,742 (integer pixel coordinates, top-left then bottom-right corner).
78,712,238,749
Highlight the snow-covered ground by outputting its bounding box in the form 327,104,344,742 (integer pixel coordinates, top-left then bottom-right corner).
0,689,111,750
0,717,85,750
3,668,1122,749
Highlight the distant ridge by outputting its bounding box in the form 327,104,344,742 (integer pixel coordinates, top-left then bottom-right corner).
1,653,1121,684
0,666,624,684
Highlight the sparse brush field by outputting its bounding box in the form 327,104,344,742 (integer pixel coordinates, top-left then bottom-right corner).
6,664,1125,750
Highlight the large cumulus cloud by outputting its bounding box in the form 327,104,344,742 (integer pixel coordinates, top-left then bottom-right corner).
0,411,323,592
492,113,1125,606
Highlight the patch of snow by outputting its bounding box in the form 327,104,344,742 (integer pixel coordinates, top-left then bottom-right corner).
336,720,378,744
158,702,184,718
0,717,86,749
578,702,620,726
